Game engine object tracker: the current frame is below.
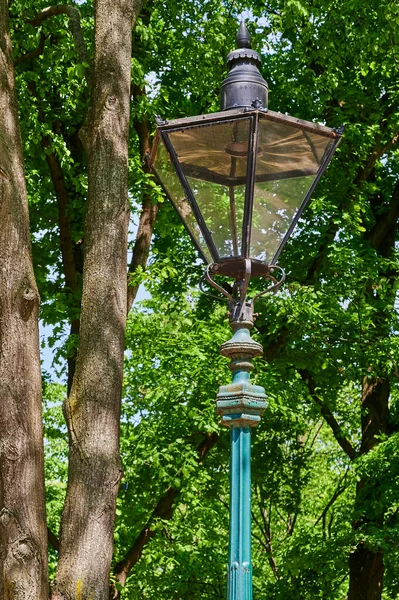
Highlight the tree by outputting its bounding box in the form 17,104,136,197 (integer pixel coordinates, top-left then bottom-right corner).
1,0,144,597
50,0,145,596
0,2,47,597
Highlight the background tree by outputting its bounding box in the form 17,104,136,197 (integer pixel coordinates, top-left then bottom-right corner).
0,1,47,596
2,0,144,597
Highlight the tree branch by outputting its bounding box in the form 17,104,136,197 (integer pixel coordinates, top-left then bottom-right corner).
127,85,159,312
111,432,219,598
47,527,60,552
132,0,147,28
355,98,399,185
304,419,324,453
314,483,347,528
259,325,290,363
360,376,390,455
29,4,90,79
251,530,270,553
299,369,357,460
27,80,80,392
252,486,280,580
365,179,399,254
304,106,399,285
14,32,46,66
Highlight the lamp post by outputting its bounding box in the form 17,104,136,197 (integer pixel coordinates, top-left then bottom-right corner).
149,21,342,600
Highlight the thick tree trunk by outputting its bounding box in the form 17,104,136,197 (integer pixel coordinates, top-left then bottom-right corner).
0,4,48,599
348,535,384,600
347,377,389,600
51,1,137,598
347,187,396,600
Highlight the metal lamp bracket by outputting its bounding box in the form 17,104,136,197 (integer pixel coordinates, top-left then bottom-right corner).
199,259,285,326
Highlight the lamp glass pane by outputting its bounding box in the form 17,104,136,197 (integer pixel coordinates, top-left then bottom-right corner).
167,118,251,259
153,140,212,262
251,115,335,262
250,176,313,261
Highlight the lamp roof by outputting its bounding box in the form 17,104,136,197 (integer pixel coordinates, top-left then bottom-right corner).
221,21,268,110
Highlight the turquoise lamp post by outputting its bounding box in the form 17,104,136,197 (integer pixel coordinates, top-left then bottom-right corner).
149,21,342,600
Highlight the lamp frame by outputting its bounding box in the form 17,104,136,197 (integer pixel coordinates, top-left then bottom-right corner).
149,107,342,275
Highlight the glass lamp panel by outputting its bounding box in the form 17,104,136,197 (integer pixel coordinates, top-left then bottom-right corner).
256,116,333,181
185,178,245,258
250,116,336,262
250,176,314,262
167,118,252,259
153,139,212,262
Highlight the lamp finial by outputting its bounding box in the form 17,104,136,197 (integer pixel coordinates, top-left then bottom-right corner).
236,20,251,49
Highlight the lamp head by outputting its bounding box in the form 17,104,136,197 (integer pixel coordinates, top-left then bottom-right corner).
149,20,343,309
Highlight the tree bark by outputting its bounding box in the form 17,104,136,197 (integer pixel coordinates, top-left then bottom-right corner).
348,547,384,600
51,1,140,598
0,3,48,599
347,377,389,600
299,369,357,461
347,171,399,600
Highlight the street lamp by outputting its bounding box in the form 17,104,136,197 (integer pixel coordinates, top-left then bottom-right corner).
149,20,342,600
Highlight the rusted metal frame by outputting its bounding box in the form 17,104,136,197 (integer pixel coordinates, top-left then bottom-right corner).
200,258,285,321
181,164,319,187
259,110,340,139
203,264,235,302
158,115,251,142
216,257,270,278
272,135,343,264
153,108,339,139
251,265,286,304
154,108,252,131
201,259,251,307
242,114,259,258
160,130,219,262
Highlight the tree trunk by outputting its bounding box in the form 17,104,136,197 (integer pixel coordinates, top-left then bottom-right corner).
347,377,389,600
348,538,384,600
0,3,48,598
51,1,137,598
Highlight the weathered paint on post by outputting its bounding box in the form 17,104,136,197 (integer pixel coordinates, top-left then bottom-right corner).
217,323,267,600
228,426,252,599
